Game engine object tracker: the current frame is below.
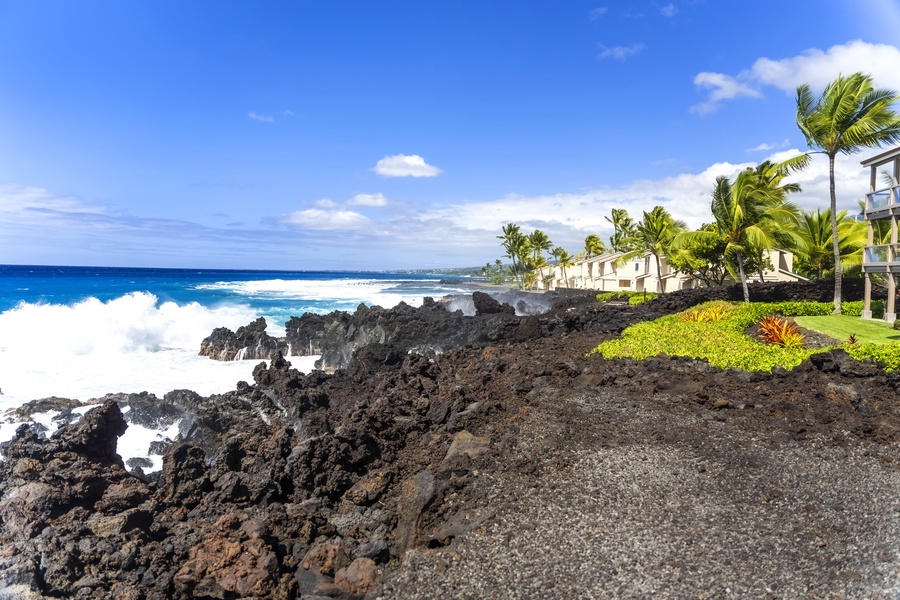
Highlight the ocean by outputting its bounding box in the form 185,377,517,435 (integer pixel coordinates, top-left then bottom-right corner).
0,265,474,465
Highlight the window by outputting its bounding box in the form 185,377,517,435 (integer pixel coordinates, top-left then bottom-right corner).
619,279,631,288
634,263,640,272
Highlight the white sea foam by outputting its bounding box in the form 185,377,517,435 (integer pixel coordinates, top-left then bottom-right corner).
0,292,322,466
0,292,319,405
195,278,441,310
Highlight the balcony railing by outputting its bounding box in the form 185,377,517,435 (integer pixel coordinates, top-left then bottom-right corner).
864,243,900,265
865,245,890,263
866,185,900,214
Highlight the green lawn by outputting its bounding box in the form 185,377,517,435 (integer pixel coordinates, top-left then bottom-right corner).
794,315,900,345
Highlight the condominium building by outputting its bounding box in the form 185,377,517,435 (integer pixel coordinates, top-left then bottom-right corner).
861,146,900,322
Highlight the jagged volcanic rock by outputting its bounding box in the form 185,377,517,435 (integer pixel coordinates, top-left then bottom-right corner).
1,280,897,599
199,317,287,361
284,290,612,371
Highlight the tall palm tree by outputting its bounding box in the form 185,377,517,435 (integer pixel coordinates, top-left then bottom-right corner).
673,159,804,302
621,206,686,293
794,208,867,279
746,159,806,281
796,72,900,313
498,223,528,289
605,208,636,252
528,230,553,264
583,234,605,258
551,248,575,288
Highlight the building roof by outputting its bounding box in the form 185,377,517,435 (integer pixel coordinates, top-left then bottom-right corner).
861,145,900,168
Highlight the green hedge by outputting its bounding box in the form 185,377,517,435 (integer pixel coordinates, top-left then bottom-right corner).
842,300,885,318
845,342,900,372
596,291,658,305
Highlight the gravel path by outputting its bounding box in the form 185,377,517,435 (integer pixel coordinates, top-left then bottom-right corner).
380,387,900,599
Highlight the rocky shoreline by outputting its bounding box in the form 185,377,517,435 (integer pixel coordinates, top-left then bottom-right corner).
3,279,899,598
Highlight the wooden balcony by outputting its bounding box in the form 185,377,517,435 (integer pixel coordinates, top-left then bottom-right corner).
862,243,900,273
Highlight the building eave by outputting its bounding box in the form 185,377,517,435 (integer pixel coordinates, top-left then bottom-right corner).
861,146,900,168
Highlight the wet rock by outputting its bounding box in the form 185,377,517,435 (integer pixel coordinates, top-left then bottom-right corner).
472,291,515,316
199,317,288,361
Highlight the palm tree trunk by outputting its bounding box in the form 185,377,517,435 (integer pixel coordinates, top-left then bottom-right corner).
653,253,663,294
737,251,750,303
829,154,842,314
757,250,766,282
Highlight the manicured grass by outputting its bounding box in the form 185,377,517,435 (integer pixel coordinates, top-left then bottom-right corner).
592,301,829,372
593,300,900,373
795,315,900,345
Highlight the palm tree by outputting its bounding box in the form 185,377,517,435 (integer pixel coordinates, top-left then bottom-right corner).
745,159,806,281
498,223,528,289
551,248,575,288
673,158,804,302
524,254,549,290
794,208,867,279
796,72,900,313
528,230,553,264
605,208,636,252
584,234,605,258
620,206,686,293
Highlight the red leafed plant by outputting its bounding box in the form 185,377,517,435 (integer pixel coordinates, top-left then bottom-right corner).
757,315,805,348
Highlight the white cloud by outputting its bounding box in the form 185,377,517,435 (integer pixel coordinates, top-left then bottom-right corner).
409,150,874,255
347,193,388,207
248,111,274,122
0,147,880,269
283,109,294,117
372,154,442,177
279,208,372,230
659,3,677,17
589,6,608,20
746,139,790,152
0,184,103,218
597,43,645,61
690,72,763,114
692,41,900,114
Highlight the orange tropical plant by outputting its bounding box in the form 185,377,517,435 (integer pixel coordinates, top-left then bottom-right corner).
757,315,805,348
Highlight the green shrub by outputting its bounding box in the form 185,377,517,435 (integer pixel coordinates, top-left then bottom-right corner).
596,292,631,302
591,300,835,372
842,300,885,318
596,291,658,305
628,292,658,305
844,342,900,372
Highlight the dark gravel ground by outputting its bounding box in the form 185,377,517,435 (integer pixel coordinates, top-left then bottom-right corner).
379,330,900,599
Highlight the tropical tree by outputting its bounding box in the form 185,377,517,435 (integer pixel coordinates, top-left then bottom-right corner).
497,223,529,289
796,72,900,313
583,234,606,258
605,208,636,252
667,223,729,287
745,159,806,281
524,254,549,290
620,206,686,293
528,229,553,264
551,248,575,288
673,159,804,302
793,208,867,279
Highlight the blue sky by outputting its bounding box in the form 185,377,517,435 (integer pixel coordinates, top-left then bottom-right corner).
1,1,900,270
